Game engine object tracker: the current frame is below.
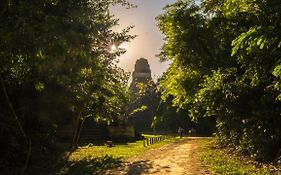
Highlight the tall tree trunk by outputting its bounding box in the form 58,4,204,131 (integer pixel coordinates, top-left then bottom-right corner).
0,78,31,175
76,118,86,146
72,111,82,148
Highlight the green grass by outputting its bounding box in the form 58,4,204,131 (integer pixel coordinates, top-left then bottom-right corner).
56,135,178,175
142,134,163,138
198,138,281,175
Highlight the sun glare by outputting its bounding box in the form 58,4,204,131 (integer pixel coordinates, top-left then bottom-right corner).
110,43,127,53
119,43,126,49
110,44,117,52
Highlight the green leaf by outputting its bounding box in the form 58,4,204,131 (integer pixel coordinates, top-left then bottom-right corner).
259,42,265,49
273,64,281,77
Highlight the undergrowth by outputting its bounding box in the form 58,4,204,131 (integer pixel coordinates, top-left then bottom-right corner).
199,138,281,175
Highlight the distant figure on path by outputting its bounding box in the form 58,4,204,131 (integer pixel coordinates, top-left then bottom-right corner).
188,128,196,136
178,127,184,138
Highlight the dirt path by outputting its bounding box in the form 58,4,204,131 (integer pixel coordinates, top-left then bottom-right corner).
105,137,212,175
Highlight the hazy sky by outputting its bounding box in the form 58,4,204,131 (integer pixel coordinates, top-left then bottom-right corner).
110,0,176,78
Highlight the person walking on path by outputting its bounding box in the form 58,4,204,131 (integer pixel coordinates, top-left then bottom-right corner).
178,127,184,138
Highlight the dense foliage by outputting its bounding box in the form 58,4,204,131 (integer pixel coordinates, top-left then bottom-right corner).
151,79,216,135
157,0,281,162
0,0,134,174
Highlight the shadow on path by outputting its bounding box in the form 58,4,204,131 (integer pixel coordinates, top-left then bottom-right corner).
124,160,153,175
123,160,173,175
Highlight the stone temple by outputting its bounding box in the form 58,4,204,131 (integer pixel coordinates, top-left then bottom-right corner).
132,58,152,82
130,58,152,93
129,58,155,132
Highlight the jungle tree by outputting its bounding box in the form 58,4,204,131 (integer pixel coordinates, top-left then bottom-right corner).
0,0,134,173
157,0,281,162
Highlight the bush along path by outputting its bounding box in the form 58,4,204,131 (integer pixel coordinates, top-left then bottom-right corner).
199,139,281,175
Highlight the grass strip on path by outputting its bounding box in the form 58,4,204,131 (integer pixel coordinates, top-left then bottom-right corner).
56,135,179,175
198,138,281,175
